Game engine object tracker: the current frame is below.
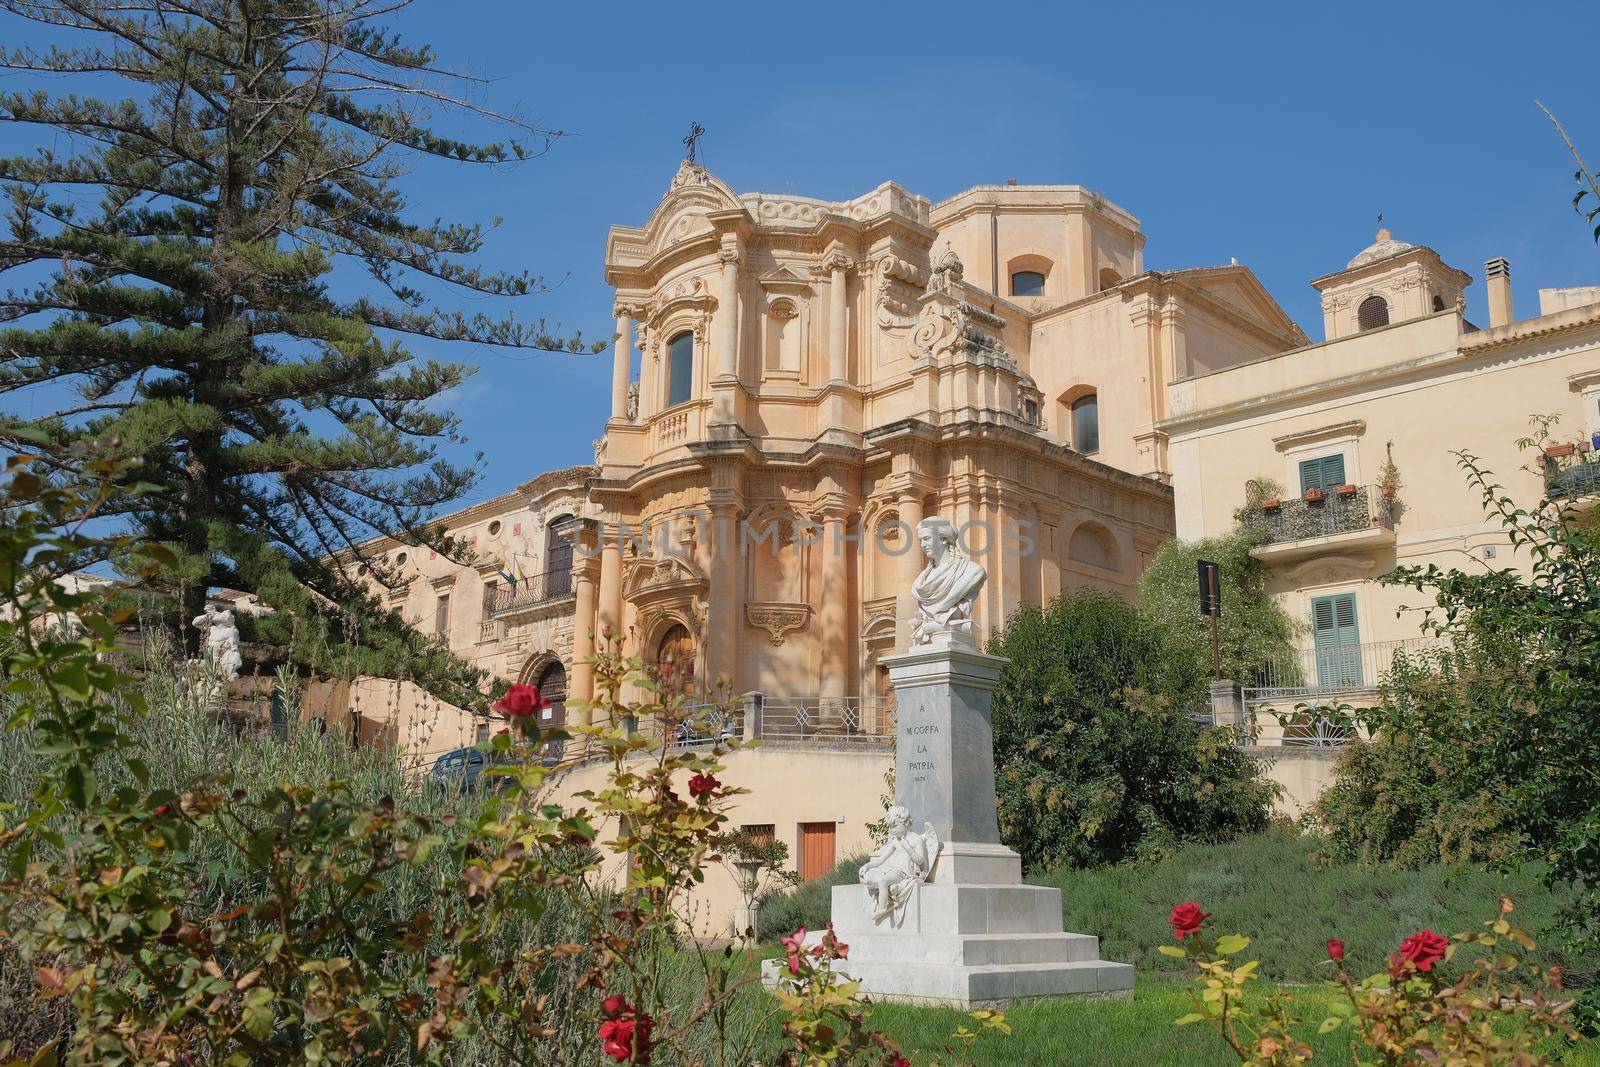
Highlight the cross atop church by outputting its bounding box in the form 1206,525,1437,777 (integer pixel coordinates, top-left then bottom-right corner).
682,121,705,165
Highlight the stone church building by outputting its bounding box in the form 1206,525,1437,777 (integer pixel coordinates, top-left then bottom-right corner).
358,160,1303,743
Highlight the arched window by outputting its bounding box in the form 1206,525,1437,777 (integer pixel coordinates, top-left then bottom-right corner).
656,624,696,697
1358,295,1390,331
545,514,574,597
1010,270,1046,298
1071,393,1100,455
1431,293,1446,313
666,331,694,407
1098,267,1123,292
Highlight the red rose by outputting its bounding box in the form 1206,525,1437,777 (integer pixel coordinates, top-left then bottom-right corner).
688,772,719,798
1395,929,1448,973
1326,938,1344,961
1170,902,1211,940
152,804,173,817
494,683,549,719
597,999,653,1063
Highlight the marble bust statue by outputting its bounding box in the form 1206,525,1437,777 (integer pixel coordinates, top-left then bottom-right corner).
859,804,939,925
910,516,987,646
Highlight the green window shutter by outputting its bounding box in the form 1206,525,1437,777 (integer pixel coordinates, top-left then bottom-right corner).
1311,592,1362,688
1299,454,1346,494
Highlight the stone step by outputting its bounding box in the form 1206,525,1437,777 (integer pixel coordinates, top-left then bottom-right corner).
831,881,1064,936
839,931,1103,967
764,956,1136,1008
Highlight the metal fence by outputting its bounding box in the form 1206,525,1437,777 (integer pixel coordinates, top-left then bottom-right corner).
1249,484,1392,546
670,694,894,747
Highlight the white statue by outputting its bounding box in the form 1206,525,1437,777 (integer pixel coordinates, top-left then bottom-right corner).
191,602,242,684
910,516,987,646
860,804,939,925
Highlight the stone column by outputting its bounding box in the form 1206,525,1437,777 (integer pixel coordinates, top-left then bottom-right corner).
827,257,849,383
609,305,633,422
716,247,740,379
894,491,924,651
571,560,599,723
705,497,741,690
818,510,850,701
597,530,622,639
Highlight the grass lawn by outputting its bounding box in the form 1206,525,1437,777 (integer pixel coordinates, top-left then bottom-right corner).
752,830,1597,1062
853,977,1596,1066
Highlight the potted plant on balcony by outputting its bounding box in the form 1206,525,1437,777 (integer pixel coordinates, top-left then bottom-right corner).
1335,483,1358,497
1547,441,1578,459
1303,488,1325,504
1233,476,1284,524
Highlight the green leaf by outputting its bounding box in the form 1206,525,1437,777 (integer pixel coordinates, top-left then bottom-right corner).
1157,945,1188,958
1215,933,1251,955
1174,1013,1206,1026
1318,1016,1344,1034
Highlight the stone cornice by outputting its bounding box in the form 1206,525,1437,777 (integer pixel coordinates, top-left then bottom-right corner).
1272,419,1367,452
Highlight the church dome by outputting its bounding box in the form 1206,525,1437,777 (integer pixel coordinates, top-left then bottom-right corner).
1347,227,1414,269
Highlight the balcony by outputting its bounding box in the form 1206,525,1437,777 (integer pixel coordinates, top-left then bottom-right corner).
1247,484,1395,564
485,569,574,619
1547,455,1600,505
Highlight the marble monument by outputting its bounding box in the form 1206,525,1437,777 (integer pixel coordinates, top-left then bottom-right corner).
765,515,1135,1006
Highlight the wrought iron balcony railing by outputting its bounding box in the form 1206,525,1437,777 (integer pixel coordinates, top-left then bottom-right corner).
1548,456,1600,500
484,569,574,618
1245,637,1443,697
1249,484,1392,547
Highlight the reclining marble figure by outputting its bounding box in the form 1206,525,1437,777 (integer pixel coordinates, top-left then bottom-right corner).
909,516,987,646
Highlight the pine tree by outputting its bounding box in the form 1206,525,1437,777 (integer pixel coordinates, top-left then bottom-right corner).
0,0,601,699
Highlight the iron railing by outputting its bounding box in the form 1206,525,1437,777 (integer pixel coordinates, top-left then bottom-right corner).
665,694,894,748
1548,456,1600,500
1245,637,1442,699
1248,484,1392,547
485,569,573,617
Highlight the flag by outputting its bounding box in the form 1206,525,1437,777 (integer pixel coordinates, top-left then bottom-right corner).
497,566,517,590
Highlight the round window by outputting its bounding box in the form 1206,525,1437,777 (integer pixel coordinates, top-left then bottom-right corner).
394,551,408,567
487,520,502,537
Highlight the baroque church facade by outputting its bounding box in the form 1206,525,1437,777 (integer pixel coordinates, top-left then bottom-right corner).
360,161,1305,733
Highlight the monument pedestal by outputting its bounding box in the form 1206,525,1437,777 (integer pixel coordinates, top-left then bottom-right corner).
763,638,1133,1007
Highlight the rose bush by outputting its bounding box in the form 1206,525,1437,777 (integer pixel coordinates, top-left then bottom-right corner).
1168,896,1583,1065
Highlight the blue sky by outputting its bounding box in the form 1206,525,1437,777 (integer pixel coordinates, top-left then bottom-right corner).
4,0,1598,512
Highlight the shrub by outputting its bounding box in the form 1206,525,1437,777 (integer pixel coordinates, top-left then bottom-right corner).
757,856,867,942
1317,444,1600,1026
988,592,1277,871
1168,896,1582,1065
0,453,913,1066
1036,829,1597,986
1137,527,1302,706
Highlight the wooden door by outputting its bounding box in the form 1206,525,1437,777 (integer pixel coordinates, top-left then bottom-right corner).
799,822,837,881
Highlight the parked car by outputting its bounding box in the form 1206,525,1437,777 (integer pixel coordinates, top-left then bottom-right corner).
428,746,488,792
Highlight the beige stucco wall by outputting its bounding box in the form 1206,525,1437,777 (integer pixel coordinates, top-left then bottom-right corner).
536,743,893,937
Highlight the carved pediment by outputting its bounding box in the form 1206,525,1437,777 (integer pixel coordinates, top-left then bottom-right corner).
623,554,708,604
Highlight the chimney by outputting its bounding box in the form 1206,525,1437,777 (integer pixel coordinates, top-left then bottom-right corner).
1485,257,1513,328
